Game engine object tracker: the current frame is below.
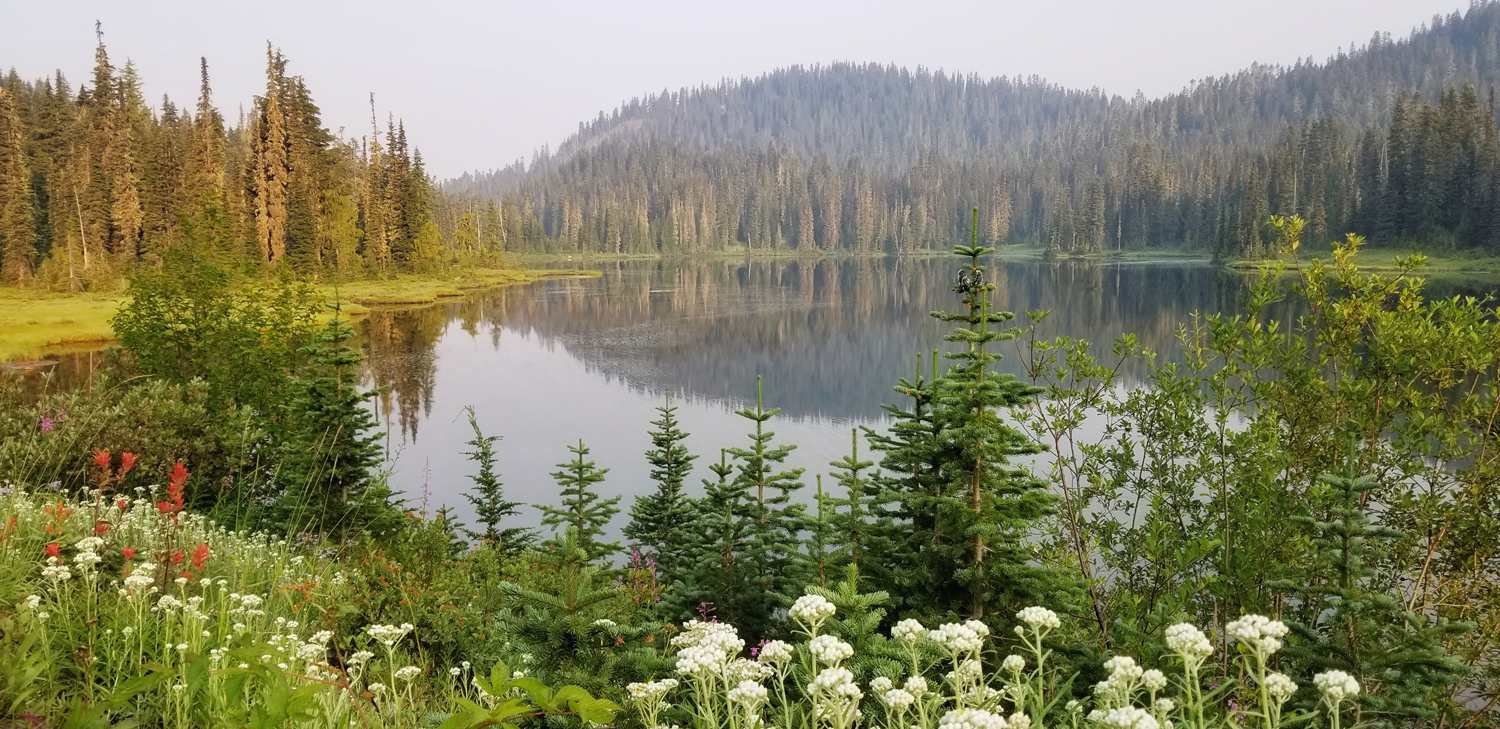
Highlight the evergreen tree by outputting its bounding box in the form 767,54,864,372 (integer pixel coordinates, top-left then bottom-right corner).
1270,453,1472,724
538,440,622,564
459,406,534,552
624,394,697,580
929,208,1074,623
278,312,392,538
672,450,761,631
725,376,807,628
0,88,34,283
864,352,940,610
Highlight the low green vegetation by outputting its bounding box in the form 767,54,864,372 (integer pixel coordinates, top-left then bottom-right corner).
0,214,1494,727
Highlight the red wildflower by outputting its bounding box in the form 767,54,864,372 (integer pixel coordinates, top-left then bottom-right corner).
93,521,108,535
116,499,129,511
157,462,189,518
44,543,60,558
122,547,136,560
190,544,210,570
119,452,136,475
170,550,183,564
180,571,192,582
93,450,111,471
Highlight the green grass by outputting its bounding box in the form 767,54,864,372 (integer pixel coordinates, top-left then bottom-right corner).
0,268,597,361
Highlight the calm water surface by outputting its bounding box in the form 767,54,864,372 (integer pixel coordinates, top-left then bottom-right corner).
361,257,1253,536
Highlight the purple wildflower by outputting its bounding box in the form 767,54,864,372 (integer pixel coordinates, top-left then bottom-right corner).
38,416,54,433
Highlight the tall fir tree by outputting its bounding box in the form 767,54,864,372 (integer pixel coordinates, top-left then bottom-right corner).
624,394,698,581
0,88,35,283
278,312,391,538
673,450,763,631
929,208,1075,623
538,440,622,564
459,406,534,553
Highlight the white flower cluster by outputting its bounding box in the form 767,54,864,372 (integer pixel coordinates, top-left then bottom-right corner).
891,618,926,643
1094,656,1146,703
1226,614,1289,655
938,708,1010,729
366,622,414,647
20,595,40,611
154,594,184,613
1263,672,1297,701
1093,706,1160,729
789,594,836,627
756,640,793,666
1016,606,1061,630
1313,670,1361,702
728,679,769,707
123,566,157,593
395,666,422,682
626,678,679,701
73,536,104,574
593,619,617,628
879,688,915,709
809,635,854,666
1141,669,1167,692
1164,623,1213,660
41,556,72,583
928,622,985,653
229,593,266,619
1002,654,1026,674
727,658,774,683
903,675,928,697
674,620,744,677
808,666,862,720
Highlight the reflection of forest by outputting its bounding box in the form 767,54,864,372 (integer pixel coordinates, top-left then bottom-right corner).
355,257,1263,433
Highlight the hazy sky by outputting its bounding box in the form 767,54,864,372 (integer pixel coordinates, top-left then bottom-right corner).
1,0,1471,179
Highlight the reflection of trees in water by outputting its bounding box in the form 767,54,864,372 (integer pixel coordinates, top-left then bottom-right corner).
422,257,1262,421
360,307,445,441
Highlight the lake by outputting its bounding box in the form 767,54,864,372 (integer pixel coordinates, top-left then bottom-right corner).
359,255,1255,537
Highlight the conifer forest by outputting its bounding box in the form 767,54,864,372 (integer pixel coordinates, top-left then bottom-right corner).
1,3,1500,729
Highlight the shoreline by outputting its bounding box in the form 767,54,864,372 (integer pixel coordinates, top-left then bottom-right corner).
0,268,597,362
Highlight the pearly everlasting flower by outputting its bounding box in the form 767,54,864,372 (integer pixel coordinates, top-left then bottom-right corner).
757,640,793,666
869,677,894,696
21,595,40,611
1098,707,1159,729
929,622,984,653
593,618,617,628
1313,670,1360,703
1016,606,1061,630
728,680,769,707
1002,654,1026,674
808,666,859,695
1154,698,1175,713
1226,615,1289,655
903,676,929,697
1141,669,1167,692
892,618,926,643
368,682,386,694
880,688,915,709
365,623,414,647
1103,656,1143,683
809,635,854,666
349,651,375,666
938,708,1009,729
728,658,774,683
1008,714,1032,729
395,666,422,682
1165,623,1213,660
1264,672,1297,702
789,594,837,626
963,620,991,638
449,667,462,677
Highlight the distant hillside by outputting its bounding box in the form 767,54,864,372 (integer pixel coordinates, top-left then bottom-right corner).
443,3,1500,258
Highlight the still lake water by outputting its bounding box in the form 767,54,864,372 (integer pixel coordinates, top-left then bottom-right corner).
360,256,1254,537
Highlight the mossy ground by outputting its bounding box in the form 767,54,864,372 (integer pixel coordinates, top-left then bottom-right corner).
0,268,596,361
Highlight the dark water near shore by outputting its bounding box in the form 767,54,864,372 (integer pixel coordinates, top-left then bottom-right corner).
359,256,1250,534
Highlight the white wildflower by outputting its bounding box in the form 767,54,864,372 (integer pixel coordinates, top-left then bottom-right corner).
1002,654,1026,674
1164,623,1213,660
809,635,854,666
1313,670,1360,702
757,640,793,666
1016,606,1061,630
938,708,1009,729
789,594,837,627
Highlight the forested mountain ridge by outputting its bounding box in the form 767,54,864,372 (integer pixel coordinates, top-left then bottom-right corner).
445,2,1500,259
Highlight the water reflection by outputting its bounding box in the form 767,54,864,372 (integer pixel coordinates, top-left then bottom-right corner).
356,257,1255,533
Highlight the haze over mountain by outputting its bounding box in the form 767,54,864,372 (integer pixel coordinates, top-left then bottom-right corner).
445,2,1500,258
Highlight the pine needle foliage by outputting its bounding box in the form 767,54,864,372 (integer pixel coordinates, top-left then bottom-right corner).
1270,452,1472,724
459,406,534,553
277,312,394,538
673,450,762,631
726,376,808,634
927,209,1076,624
804,565,904,686
624,395,698,581
498,530,665,697
863,352,940,611
538,441,622,564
